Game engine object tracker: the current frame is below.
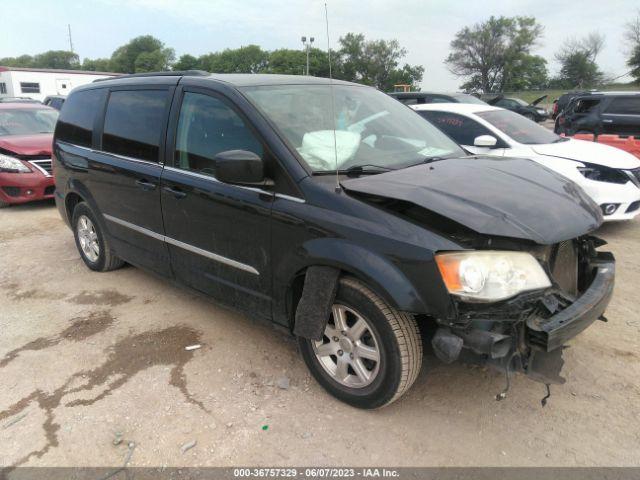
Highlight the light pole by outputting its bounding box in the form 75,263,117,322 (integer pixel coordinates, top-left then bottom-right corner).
301,36,314,76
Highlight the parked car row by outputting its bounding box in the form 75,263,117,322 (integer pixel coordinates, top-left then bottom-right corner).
41,72,618,409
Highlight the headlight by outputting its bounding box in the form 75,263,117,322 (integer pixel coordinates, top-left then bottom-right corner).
536,108,546,114
0,154,30,173
435,251,551,302
578,165,629,184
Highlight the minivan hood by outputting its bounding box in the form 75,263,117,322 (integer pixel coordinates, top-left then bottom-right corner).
532,138,640,170
341,157,602,245
0,134,52,156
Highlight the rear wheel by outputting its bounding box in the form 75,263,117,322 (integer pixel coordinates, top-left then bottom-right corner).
298,277,423,409
0,200,9,209
72,202,124,272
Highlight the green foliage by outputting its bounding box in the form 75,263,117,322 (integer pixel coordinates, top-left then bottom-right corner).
199,45,269,74
0,51,79,70
173,54,200,71
627,45,640,84
336,33,423,91
109,35,174,73
446,16,545,93
502,55,548,91
554,34,605,88
81,58,111,72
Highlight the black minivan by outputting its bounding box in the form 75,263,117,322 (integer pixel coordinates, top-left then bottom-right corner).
53,71,615,408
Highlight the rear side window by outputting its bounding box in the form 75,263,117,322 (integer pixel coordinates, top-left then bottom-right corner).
174,92,263,177
573,99,600,113
55,88,105,147
419,111,495,145
102,90,168,162
606,97,640,115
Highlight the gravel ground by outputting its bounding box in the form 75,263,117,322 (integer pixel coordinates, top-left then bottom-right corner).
1,200,639,469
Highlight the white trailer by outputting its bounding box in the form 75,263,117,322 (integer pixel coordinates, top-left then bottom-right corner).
0,67,116,102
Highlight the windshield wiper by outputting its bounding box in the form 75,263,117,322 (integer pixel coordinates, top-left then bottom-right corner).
343,164,394,176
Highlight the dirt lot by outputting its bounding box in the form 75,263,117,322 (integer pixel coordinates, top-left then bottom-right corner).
1,200,639,469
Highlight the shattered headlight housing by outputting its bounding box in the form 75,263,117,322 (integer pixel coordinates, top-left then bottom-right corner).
435,251,551,302
0,154,30,173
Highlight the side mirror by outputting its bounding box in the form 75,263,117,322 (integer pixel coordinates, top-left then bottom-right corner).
473,135,498,148
214,150,267,185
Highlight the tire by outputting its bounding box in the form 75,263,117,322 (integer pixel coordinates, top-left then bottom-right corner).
524,113,535,121
298,277,423,409
0,200,9,209
72,202,124,272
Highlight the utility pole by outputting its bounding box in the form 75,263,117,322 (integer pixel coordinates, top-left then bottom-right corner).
301,36,315,75
67,24,74,53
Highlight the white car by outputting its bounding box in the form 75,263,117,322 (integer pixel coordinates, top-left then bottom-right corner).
411,103,640,221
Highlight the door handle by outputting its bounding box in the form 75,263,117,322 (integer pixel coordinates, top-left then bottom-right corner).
135,179,157,191
163,186,187,199
602,119,613,123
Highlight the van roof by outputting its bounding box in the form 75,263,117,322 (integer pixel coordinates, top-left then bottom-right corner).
91,70,361,88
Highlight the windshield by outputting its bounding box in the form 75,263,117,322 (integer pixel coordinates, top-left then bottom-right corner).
513,98,529,106
241,84,464,172
476,109,561,145
0,108,59,136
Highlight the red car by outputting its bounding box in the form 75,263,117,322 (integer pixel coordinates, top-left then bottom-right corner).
0,102,58,207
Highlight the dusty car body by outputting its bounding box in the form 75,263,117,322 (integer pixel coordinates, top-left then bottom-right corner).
53,72,614,408
0,102,57,207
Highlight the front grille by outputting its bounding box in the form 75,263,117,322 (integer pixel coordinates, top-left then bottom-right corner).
550,241,578,296
28,159,52,177
2,186,21,197
627,201,640,213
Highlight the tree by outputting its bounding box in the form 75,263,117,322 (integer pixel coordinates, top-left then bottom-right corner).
173,54,200,71
628,45,640,84
446,16,544,93
109,35,174,73
199,45,269,73
502,54,548,91
82,58,111,72
625,11,640,83
336,33,423,90
0,55,34,67
267,48,331,76
32,50,80,69
554,33,605,88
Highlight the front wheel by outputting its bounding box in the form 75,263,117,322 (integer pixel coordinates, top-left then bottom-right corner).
298,277,423,409
72,202,124,272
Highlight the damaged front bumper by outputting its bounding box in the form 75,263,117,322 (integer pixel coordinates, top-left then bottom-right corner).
526,252,614,352
432,249,615,386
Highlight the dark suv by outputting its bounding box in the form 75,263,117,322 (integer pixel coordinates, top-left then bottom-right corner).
555,92,640,137
53,71,614,408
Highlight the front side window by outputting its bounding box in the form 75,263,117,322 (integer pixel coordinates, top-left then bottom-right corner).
174,92,263,177
606,97,640,115
574,99,600,114
55,88,104,147
20,82,40,94
102,90,168,162
477,109,561,145
0,108,59,136
418,111,496,146
242,84,464,172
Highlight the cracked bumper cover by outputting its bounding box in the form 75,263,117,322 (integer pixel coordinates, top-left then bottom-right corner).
526,252,615,352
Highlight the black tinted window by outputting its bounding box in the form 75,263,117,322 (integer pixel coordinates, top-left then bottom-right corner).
55,89,105,147
606,97,640,115
103,90,168,162
574,99,600,113
419,111,494,145
174,92,263,177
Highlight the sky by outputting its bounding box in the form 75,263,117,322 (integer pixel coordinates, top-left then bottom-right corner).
1,0,638,90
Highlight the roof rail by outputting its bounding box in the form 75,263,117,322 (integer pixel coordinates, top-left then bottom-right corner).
93,70,209,82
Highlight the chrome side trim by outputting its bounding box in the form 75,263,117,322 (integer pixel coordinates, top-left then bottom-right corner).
103,213,259,275
61,142,162,167
275,193,305,204
103,214,164,241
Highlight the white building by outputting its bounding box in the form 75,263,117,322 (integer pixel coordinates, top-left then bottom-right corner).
0,67,117,102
